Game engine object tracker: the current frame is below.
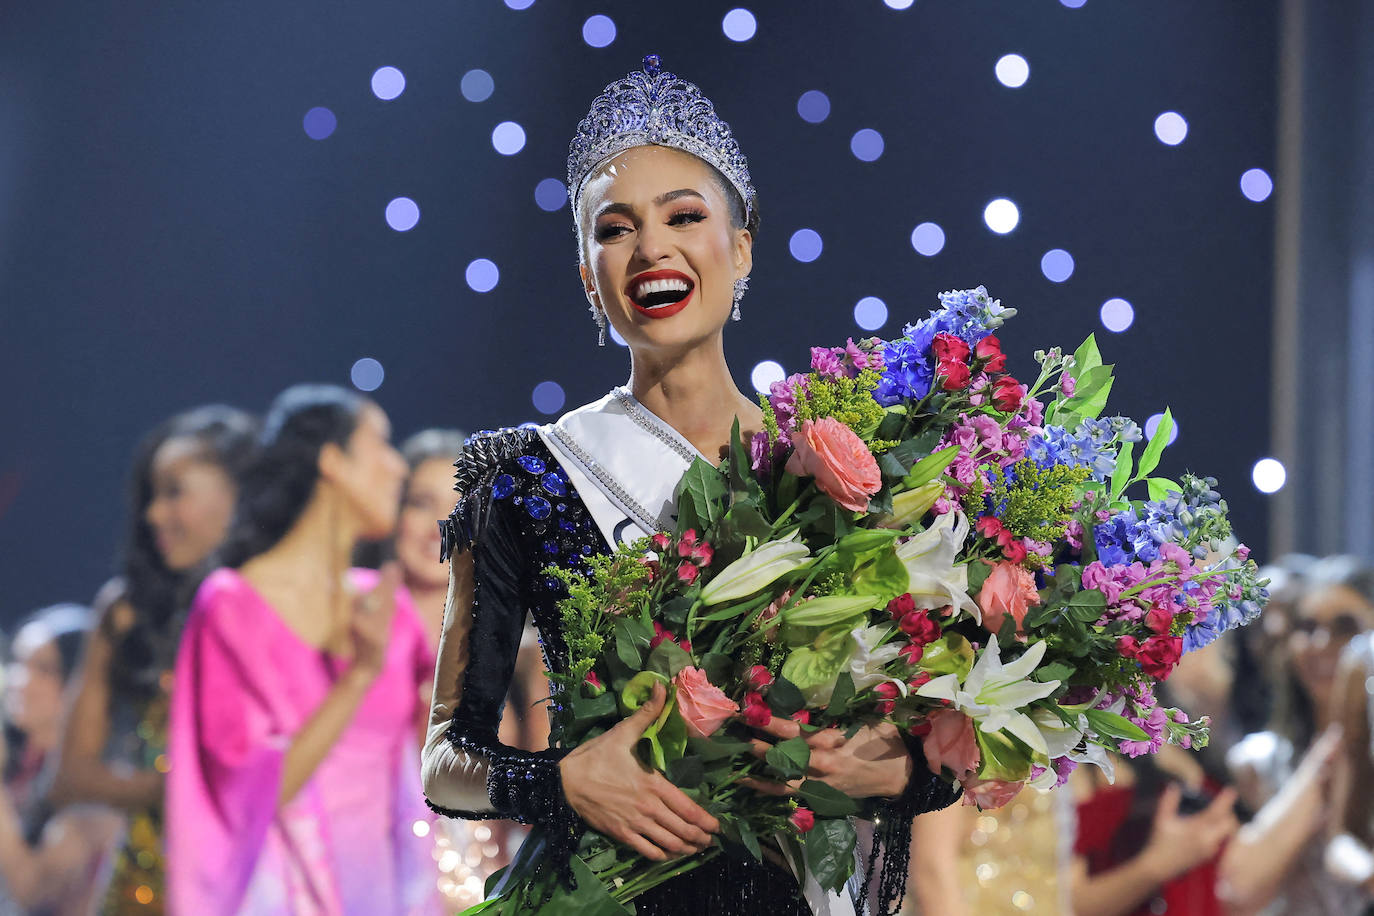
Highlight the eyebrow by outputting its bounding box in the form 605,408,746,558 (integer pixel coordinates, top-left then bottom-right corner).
594,188,707,221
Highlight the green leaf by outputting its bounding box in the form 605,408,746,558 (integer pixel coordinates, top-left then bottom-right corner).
675,459,729,530
614,617,653,670
1072,334,1103,378
646,640,694,679
721,502,773,538
966,560,992,594
804,818,858,893
1035,661,1076,682
666,755,705,789
701,652,734,688
687,735,754,761
1066,588,1108,621
1147,476,1183,501
1083,708,1151,742
766,677,806,717
569,691,618,726
797,779,860,817
825,671,856,717
765,736,812,780
737,817,763,863
657,595,694,629
1110,439,1135,502
1135,408,1174,482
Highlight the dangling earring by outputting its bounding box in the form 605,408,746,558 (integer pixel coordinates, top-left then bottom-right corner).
732,276,750,321
595,309,608,347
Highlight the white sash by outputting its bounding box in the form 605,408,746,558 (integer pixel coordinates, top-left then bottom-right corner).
538,389,858,916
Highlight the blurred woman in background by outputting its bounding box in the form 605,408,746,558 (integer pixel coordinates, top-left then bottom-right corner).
0,604,122,915
166,384,440,916
1220,555,1374,915
50,405,257,914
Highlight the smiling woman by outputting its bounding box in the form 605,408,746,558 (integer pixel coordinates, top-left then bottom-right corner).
420,55,956,916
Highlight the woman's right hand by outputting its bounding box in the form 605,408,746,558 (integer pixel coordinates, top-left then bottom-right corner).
1139,783,1239,883
348,563,400,679
559,683,720,862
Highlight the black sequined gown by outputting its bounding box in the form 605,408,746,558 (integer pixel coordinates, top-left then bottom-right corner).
421,428,958,916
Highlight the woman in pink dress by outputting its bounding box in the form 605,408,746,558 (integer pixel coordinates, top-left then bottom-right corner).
166,384,441,916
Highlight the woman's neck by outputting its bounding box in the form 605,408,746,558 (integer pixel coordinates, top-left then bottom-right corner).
242,488,361,629
627,337,761,460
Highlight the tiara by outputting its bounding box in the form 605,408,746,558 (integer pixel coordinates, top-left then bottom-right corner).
567,54,756,224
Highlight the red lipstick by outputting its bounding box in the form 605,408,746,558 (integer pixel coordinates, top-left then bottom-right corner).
625,269,695,320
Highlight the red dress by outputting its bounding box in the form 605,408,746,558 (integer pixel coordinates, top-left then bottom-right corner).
1075,784,1223,916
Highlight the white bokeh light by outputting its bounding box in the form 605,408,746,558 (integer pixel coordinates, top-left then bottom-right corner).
1040,249,1075,282
582,15,617,48
1144,413,1180,446
854,296,888,331
532,381,566,415
492,121,526,155
466,258,500,293
1100,298,1135,333
1154,111,1188,146
797,90,830,124
350,358,385,392
1060,0,1087,7
883,0,914,8
910,222,945,256
751,360,786,394
995,54,1030,89
983,199,1020,234
789,228,823,263
461,69,494,102
1252,458,1286,494
534,178,567,212
722,8,757,41
504,0,535,8
1240,168,1273,202
385,197,420,232
850,128,885,162
371,66,406,101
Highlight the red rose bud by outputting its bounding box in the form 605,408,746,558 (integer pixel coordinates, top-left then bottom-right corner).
1001,538,1028,565
908,719,933,738
790,807,816,834
876,700,896,715
899,643,925,665
939,360,972,391
747,665,775,690
976,335,1007,373
899,611,942,644
650,532,672,552
651,621,674,649
584,670,605,696
909,671,932,689
887,593,916,620
677,529,699,557
932,333,971,364
677,563,700,586
1145,606,1174,634
1116,634,1140,658
875,682,901,700
742,692,772,728
991,377,1024,412
680,640,693,654
791,709,812,725
689,541,715,567
976,515,1004,540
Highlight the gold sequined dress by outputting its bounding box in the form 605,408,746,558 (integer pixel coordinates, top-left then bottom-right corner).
102,688,170,914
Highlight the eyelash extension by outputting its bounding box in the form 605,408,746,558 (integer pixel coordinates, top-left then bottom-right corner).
595,208,706,240
669,209,706,225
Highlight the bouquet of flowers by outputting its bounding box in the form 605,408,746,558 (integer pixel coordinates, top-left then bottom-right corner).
467,286,1267,914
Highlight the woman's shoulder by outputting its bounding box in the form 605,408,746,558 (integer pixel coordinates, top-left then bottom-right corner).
454,427,549,492
187,568,264,625
443,426,561,559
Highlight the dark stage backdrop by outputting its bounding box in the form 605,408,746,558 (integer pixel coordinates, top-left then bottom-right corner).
0,1,1278,625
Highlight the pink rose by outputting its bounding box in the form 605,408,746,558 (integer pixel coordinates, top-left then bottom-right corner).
790,807,816,833
785,417,882,513
921,709,981,780
673,667,739,739
960,777,1025,810
977,561,1041,635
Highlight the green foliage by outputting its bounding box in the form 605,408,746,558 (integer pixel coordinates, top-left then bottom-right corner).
980,459,1091,565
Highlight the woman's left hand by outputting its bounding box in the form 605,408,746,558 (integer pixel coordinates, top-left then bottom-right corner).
744,716,914,800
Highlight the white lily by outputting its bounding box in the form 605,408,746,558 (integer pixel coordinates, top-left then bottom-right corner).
916,638,1061,755
699,534,810,605
1069,741,1116,784
894,511,981,621
1031,707,1086,759
847,624,906,695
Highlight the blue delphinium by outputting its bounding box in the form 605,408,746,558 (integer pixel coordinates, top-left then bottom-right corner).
928,286,1016,346
875,286,1018,406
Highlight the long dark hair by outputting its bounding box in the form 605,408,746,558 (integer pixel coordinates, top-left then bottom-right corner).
218,384,367,569
113,405,258,699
